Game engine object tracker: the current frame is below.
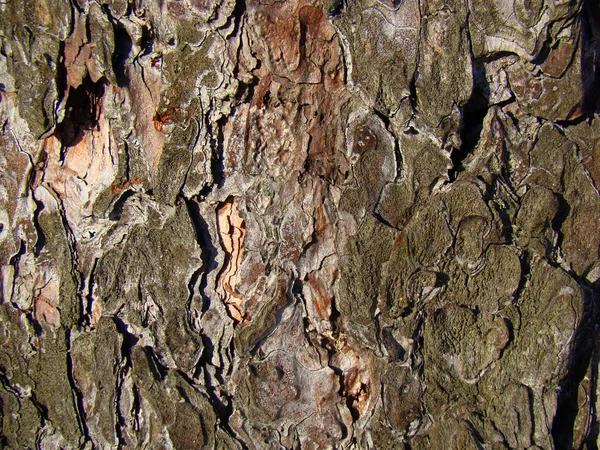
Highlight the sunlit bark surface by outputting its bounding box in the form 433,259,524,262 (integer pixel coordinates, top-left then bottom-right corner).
0,0,600,447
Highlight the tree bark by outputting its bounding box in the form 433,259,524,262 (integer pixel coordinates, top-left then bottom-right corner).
0,0,599,448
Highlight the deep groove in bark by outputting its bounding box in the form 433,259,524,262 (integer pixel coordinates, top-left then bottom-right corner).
65,329,92,444
552,280,597,448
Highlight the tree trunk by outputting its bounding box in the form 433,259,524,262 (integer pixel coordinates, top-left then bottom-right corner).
0,0,599,448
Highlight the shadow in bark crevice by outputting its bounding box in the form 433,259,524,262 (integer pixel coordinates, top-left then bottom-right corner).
581,0,600,117
551,277,599,449
54,76,106,149
184,199,218,313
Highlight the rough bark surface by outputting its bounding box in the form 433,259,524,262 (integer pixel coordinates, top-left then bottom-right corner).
1,0,600,448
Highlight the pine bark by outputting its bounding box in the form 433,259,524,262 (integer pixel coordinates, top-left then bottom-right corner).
0,0,599,448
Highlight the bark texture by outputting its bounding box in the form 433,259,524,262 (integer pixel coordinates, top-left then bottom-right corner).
1,0,600,448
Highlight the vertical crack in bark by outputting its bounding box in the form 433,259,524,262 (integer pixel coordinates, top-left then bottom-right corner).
581,0,600,115
65,329,92,445
198,340,249,450
48,188,85,324
586,325,600,445
7,240,26,305
550,192,572,264
207,114,227,191
31,196,46,257
552,279,598,447
114,364,128,447
185,199,218,313
106,11,132,88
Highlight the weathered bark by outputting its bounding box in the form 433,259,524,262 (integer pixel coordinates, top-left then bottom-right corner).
0,0,599,448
